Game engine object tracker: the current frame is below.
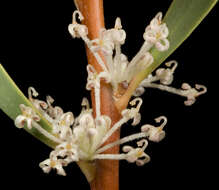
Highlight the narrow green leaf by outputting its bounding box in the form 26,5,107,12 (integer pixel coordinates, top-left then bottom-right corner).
0,64,57,148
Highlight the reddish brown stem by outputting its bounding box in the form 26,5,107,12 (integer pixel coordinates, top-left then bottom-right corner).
74,0,121,190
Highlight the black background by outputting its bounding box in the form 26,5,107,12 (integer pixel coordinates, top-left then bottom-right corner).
0,0,217,189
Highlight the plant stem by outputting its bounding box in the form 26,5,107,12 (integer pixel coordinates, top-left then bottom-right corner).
74,0,121,190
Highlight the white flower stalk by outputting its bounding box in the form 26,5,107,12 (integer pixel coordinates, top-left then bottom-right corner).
86,64,111,117
68,11,107,72
96,115,166,155
134,60,207,106
68,11,168,98
99,97,143,148
94,139,150,166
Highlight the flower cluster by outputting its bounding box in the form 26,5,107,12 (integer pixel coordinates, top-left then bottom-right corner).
68,11,169,98
13,9,207,177
15,87,167,176
68,10,206,104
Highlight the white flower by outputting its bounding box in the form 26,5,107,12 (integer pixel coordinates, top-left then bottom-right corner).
45,96,64,120
52,141,79,163
39,157,66,176
68,10,88,38
110,17,126,45
143,12,169,51
28,87,48,110
86,64,111,90
122,98,143,126
141,116,167,142
90,29,115,55
53,112,74,140
155,60,178,85
181,83,207,106
28,87,64,122
123,139,150,166
15,104,40,129
90,17,126,55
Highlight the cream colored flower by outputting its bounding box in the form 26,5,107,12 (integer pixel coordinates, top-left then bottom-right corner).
15,104,40,129
141,116,167,142
39,157,66,176
143,12,169,51
123,139,150,166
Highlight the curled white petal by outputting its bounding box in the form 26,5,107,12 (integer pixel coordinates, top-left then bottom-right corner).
28,87,39,100
14,115,27,129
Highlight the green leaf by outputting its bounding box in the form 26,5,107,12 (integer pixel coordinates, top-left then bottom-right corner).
0,64,57,148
